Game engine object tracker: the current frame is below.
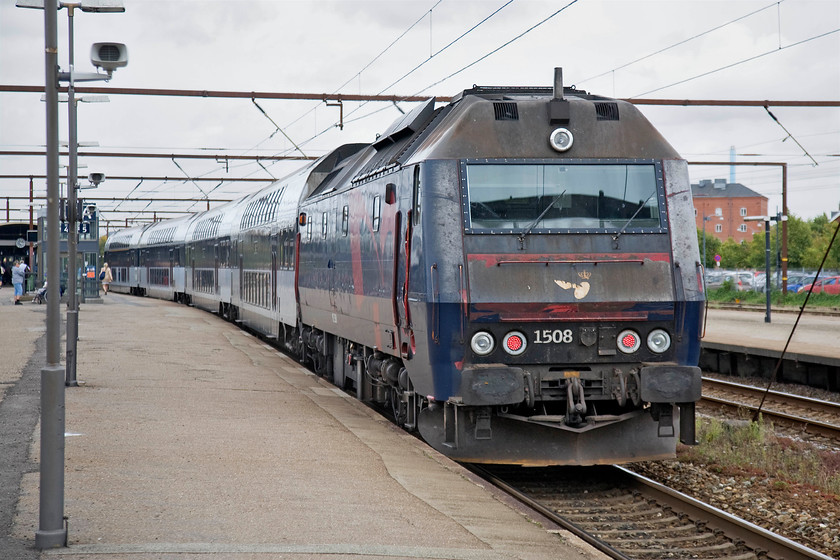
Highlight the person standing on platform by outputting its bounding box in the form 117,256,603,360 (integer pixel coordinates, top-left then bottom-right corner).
100,262,113,295
12,260,29,305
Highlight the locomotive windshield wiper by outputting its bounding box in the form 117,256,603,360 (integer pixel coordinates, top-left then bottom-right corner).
518,190,566,247
612,189,656,246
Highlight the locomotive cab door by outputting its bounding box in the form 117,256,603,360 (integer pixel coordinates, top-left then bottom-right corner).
394,167,420,358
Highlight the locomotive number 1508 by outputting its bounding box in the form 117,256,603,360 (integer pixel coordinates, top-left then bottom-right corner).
533,329,574,344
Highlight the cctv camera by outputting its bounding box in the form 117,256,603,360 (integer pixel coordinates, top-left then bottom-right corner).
88,172,105,186
90,43,128,74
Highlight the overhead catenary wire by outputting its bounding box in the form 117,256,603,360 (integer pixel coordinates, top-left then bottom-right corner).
632,27,840,97
256,0,515,168
281,0,580,156
3,5,837,224
371,0,517,98
764,106,819,166
576,0,786,86
407,0,581,97
262,0,447,148
251,98,307,158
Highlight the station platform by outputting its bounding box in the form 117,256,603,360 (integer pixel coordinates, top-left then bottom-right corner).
703,307,840,362
0,293,604,560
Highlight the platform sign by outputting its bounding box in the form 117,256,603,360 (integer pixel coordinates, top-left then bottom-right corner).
60,222,90,234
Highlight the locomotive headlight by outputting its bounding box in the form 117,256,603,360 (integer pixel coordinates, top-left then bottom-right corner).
502,331,527,356
646,329,671,353
549,127,574,152
617,329,641,354
470,331,495,356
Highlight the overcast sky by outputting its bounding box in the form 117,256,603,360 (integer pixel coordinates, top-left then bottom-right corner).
1,0,838,228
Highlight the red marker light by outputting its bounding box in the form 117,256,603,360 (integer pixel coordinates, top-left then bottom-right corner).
617,329,641,354
502,331,527,355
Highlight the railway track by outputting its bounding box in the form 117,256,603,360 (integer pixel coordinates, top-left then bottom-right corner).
701,377,840,440
472,464,833,560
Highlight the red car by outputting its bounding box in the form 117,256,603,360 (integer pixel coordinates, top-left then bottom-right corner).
797,276,840,295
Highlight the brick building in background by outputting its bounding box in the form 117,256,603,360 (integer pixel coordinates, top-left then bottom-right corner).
691,179,768,243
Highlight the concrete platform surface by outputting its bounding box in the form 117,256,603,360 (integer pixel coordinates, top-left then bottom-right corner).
703,308,840,360
1,293,604,560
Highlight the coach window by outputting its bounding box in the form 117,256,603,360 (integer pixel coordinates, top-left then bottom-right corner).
412,166,421,226
341,205,349,236
306,215,313,241
321,212,328,238
372,195,381,232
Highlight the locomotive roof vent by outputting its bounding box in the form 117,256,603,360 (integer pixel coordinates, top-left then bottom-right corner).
493,102,519,121
595,102,620,121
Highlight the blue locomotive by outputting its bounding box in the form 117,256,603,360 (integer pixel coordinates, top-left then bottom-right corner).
105,69,704,466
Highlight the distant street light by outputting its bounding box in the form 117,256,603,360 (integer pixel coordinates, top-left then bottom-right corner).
744,214,786,323
701,211,722,269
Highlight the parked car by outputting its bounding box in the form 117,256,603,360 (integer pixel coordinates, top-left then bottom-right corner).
704,270,727,289
787,273,817,293
730,271,755,292
799,276,840,295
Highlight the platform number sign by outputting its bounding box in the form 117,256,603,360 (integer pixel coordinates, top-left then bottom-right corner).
60,222,90,235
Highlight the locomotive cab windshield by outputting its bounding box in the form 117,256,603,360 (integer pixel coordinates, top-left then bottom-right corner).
464,161,664,233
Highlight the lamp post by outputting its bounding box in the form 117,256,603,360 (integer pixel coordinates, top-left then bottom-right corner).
60,3,125,388
16,0,125,549
745,214,785,323
701,211,721,269
65,96,108,385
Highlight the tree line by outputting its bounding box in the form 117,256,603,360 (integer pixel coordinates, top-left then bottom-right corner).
697,213,840,271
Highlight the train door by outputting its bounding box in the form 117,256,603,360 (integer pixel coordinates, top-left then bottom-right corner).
213,243,220,294
271,234,278,311
324,210,337,311
168,248,174,288
238,254,244,303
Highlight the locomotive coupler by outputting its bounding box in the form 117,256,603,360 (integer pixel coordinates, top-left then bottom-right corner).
565,377,587,426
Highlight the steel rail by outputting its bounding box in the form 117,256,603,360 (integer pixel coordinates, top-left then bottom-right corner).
467,465,632,560
703,377,840,417
700,396,840,439
701,377,840,439
615,466,835,560
701,396,840,439
473,463,832,560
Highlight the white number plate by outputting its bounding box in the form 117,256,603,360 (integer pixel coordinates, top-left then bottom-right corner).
533,329,574,344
